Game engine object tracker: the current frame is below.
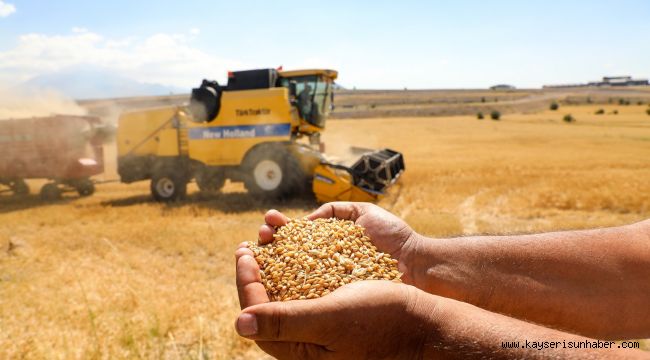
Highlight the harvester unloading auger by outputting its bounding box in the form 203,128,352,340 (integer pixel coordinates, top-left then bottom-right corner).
116,68,405,202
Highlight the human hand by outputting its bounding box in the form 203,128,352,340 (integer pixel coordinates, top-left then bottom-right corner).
235,241,640,360
234,244,438,359
257,202,423,283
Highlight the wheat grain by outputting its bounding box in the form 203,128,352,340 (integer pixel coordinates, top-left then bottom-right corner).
248,218,402,301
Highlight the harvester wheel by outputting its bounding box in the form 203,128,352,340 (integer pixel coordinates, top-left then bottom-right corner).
76,179,95,197
196,169,225,193
10,179,29,196
151,171,187,202
40,183,62,201
243,145,306,198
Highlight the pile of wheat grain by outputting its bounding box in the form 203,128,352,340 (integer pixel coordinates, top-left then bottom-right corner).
249,218,401,301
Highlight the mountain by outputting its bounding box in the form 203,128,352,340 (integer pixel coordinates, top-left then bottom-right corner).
22,66,185,100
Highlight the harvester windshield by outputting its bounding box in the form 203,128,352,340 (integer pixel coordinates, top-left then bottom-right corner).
280,75,332,128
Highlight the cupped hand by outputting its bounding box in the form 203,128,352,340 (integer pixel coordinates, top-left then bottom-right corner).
234,243,438,360
257,203,422,283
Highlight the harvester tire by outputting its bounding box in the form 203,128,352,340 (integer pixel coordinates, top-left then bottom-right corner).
151,171,187,202
10,179,29,196
76,179,95,197
243,145,307,198
40,183,62,201
196,169,226,193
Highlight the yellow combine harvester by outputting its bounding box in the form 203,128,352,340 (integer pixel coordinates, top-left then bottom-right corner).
116,68,405,202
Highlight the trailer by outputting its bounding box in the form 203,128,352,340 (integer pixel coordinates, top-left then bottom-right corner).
0,115,105,200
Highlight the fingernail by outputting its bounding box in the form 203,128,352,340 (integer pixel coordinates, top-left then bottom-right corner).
237,313,257,336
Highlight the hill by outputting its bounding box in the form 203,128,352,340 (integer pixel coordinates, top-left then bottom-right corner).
23,66,183,100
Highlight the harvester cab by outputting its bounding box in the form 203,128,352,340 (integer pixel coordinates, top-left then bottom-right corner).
116,68,405,202
276,69,337,134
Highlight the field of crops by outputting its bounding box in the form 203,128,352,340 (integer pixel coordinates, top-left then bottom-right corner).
1,103,649,358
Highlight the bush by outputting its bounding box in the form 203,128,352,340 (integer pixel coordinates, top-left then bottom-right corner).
477,112,484,119
646,108,650,116
490,110,501,120
549,102,559,111
637,101,644,106
618,98,625,105
612,110,619,115
563,114,575,123
595,109,605,115
481,97,486,103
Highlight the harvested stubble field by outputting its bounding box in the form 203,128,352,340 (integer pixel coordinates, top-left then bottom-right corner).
1,103,649,358
330,87,650,119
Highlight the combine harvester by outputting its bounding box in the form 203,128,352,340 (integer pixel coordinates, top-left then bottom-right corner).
116,68,405,202
0,115,105,200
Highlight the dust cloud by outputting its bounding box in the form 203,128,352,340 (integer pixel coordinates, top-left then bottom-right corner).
0,87,87,119
321,132,380,165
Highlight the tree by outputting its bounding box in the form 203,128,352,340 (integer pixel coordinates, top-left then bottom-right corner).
563,114,575,123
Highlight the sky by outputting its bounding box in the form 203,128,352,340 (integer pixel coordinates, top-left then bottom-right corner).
0,0,649,90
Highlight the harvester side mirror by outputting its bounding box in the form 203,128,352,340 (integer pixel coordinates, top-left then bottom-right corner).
289,82,297,98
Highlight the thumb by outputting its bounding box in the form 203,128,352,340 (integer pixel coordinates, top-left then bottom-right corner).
236,298,333,344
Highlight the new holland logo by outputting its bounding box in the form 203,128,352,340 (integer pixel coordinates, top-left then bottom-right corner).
188,123,291,140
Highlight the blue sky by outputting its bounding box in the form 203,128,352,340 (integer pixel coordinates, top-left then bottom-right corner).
0,0,648,89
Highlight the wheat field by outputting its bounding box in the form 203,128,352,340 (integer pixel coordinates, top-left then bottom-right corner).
1,104,649,358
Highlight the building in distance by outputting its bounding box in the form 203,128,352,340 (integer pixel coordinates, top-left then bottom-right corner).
545,76,649,88
490,84,516,90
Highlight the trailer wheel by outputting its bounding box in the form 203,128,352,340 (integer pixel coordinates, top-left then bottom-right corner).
76,179,95,197
40,183,62,201
10,179,29,196
195,169,225,193
243,145,307,198
151,172,187,201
